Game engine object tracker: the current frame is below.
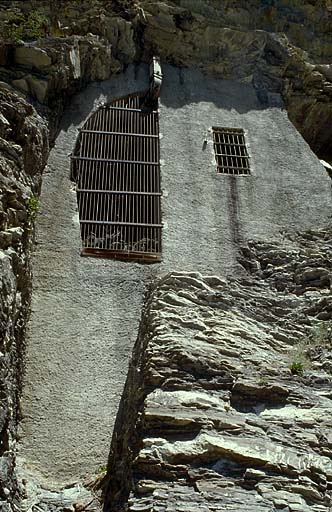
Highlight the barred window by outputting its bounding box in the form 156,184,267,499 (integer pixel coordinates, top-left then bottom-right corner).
71,93,162,262
212,127,250,175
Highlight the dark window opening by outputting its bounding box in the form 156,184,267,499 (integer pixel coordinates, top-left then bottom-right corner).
71,92,162,262
213,127,250,175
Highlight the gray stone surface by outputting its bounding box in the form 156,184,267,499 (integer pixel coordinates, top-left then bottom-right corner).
14,46,52,69
18,64,331,490
0,83,48,512
106,229,332,510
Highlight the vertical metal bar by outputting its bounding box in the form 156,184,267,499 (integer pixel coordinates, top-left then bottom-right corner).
218,131,223,171
142,110,145,251
123,111,127,250
120,98,125,251
135,111,139,251
149,111,152,252
84,124,92,245
238,132,241,175
230,132,235,175
238,131,240,173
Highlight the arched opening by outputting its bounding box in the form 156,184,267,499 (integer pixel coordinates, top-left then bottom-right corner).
71,91,162,262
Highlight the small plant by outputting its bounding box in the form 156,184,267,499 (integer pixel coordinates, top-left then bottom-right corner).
288,321,332,377
258,377,268,386
290,361,304,376
26,196,40,227
95,464,107,475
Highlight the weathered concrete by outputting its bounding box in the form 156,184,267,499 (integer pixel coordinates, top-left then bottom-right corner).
18,65,331,488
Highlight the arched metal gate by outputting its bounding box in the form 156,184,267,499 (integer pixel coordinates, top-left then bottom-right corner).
71,92,162,262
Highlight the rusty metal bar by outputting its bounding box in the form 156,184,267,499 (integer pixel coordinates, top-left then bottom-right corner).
80,220,162,227
81,248,161,262
77,189,161,196
106,106,157,113
71,156,159,165
216,165,250,171
79,129,159,138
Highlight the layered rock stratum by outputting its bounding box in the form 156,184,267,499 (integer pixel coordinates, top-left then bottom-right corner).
107,229,332,511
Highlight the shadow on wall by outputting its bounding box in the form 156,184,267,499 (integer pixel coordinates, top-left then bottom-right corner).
101,285,153,512
160,65,266,113
60,63,268,139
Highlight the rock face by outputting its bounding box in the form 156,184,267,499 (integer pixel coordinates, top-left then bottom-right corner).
106,227,332,511
0,83,48,510
139,0,332,156
1,0,332,153
0,1,331,511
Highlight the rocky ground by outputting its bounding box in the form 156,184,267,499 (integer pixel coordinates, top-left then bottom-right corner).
106,227,332,511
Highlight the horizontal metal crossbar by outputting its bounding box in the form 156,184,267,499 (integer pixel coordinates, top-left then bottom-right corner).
106,106,157,113
214,142,247,147
81,248,161,262
212,127,244,134
215,152,250,157
77,189,161,196
79,129,159,138
71,156,159,165
217,171,250,176
80,220,163,228
217,165,250,170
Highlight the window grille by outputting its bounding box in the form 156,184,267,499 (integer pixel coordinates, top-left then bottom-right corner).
71,93,162,262
212,127,250,175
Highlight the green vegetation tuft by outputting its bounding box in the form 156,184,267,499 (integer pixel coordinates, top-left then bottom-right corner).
288,321,332,378
26,195,40,227
95,464,107,475
2,9,50,42
290,361,304,376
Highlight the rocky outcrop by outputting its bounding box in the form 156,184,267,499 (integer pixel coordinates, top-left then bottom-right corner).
0,1,138,138
106,227,332,511
1,0,332,155
0,1,331,511
139,0,332,157
0,83,48,511
1,35,115,138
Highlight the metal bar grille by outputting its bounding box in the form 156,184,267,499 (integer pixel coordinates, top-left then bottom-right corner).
71,156,159,165
79,130,159,138
72,93,162,261
212,127,250,176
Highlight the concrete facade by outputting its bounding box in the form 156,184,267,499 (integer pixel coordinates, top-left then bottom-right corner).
18,65,331,488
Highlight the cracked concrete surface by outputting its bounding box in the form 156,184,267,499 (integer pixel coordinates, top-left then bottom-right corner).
18,65,331,488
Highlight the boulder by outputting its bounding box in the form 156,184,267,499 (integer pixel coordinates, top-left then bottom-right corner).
14,46,52,69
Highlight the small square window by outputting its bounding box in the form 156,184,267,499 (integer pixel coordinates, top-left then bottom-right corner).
212,127,250,175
